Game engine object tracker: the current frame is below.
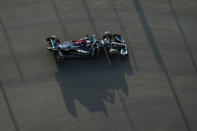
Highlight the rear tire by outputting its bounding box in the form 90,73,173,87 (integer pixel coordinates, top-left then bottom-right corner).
54,52,65,63
55,56,65,63
56,38,60,44
46,37,50,41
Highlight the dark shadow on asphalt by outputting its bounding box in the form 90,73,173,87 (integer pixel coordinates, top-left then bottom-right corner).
0,80,19,131
55,56,133,117
132,0,191,130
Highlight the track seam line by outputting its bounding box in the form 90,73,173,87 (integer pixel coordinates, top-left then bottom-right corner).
0,81,20,131
110,0,139,72
82,0,112,66
51,0,69,39
0,16,24,83
132,0,192,130
168,0,197,74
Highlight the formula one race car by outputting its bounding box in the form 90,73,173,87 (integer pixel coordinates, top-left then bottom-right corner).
46,32,128,62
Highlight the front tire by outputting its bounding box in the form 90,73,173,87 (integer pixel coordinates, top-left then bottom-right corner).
54,51,65,63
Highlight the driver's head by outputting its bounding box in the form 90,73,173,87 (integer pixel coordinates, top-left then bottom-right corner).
92,34,96,39
84,34,90,40
104,31,111,35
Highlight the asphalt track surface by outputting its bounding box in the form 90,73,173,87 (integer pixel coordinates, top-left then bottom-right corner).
0,0,197,131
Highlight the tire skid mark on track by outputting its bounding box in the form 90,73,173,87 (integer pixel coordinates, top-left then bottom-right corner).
1,72,55,89
132,0,192,131
51,0,69,39
110,0,139,72
118,89,136,131
0,80,20,131
0,16,25,83
81,0,112,66
168,0,197,74
81,0,99,37
109,0,136,130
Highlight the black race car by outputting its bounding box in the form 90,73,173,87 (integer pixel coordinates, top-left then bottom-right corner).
46,32,128,62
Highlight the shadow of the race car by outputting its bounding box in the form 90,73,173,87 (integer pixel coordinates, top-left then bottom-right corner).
55,55,133,117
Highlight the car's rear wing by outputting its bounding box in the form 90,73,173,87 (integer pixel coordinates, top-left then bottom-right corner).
46,36,59,51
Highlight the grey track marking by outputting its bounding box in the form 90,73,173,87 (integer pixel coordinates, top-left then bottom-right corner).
0,16,24,83
132,0,191,130
0,81,19,131
168,0,197,74
110,0,139,72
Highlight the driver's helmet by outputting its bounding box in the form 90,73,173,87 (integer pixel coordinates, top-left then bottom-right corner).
104,31,111,35
84,34,92,45
84,34,90,40
103,31,112,40
92,34,95,39
91,34,96,44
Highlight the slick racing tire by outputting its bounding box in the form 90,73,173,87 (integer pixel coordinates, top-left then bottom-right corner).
56,38,60,44
46,37,51,41
109,48,119,56
54,52,65,63
55,56,65,63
